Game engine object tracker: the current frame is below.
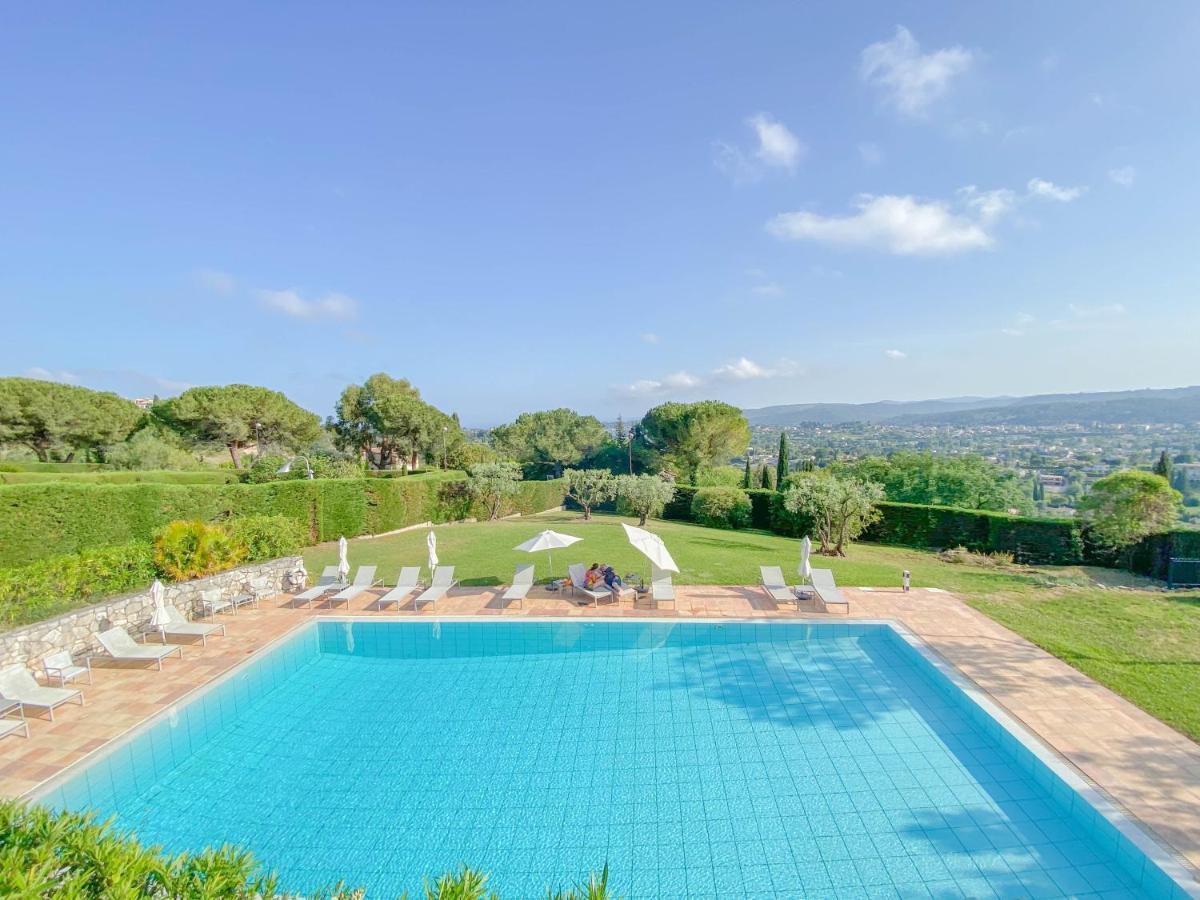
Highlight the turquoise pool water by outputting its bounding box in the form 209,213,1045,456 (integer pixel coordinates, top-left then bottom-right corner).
43,620,1192,898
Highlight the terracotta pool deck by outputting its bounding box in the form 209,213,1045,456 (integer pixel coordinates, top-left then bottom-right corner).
2,584,1198,881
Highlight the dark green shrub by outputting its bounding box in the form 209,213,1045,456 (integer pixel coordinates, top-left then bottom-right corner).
153,521,246,581
745,489,775,530
0,543,157,628
691,486,752,529
769,490,814,538
225,515,307,561
661,484,697,521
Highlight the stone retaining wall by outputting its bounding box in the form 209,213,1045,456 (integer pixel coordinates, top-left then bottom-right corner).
0,557,306,671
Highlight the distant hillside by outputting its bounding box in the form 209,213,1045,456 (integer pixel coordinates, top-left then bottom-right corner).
745,386,1200,427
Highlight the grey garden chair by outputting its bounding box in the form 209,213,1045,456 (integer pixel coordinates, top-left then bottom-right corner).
376,567,423,609
567,564,612,606
41,650,91,687
327,565,380,610
502,564,536,608
651,563,676,608
810,568,850,615
291,565,343,608
759,565,801,610
96,627,183,670
156,604,226,646
0,665,83,720
413,566,457,610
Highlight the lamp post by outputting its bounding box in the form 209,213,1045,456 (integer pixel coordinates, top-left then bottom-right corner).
277,456,315,479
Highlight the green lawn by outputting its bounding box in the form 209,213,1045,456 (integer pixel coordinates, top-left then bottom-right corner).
303,510,1200,741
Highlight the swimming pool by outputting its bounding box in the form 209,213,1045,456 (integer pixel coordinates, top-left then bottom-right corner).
39,619,1197,898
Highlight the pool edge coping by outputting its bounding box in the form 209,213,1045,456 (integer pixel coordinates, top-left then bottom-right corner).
26,614,1200,898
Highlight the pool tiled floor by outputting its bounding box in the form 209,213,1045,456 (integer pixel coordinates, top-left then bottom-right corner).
2,584,1199,885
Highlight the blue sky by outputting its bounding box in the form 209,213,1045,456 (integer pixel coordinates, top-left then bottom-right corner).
2,3,1198,426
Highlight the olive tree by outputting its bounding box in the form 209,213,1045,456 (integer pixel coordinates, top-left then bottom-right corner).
564,468,615,520
467,461,523,520
614,473,676,526
783,472,884,556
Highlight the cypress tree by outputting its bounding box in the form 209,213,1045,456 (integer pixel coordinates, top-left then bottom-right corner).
615,415,627,445
760,465,773,489
742,455,753,489
1153,450,1173,484
776,432,789,490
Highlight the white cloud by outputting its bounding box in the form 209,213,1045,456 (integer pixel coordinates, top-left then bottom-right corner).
713,357,770,380
662,371,702,389
258,289,358,320
959,185,1017,221
767,193,992,256
1108,166,1136,188
1068,302,1125,318
860,26,974,117
640,332,661,344
714,113,804,183
768,174,1090,257
613,357,799,397
24,367,79,383
858,142,883,165
884,349,907,360
195,268,236,294
748,113,804,170
1000,327,1023,336
1027,177,1084,202
751,282,784,297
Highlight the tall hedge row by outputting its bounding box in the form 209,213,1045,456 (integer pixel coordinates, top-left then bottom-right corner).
0,476,566,567
0,470,239,485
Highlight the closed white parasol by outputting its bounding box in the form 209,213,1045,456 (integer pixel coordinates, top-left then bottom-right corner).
149,579,169,641
514,529,582,579
337,536,350,583
427,529,439,575
799,535,812,582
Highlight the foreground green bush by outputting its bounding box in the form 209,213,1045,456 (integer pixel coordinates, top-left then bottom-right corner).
0,800,614,899
0,543,157,629
690,486,751,530
153,521,246,581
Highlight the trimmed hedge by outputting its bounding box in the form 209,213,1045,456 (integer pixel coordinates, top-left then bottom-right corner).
0,461,109,473
746,489,775,530
662,485,697,521
0,477,567,567
0,470,238,485
864,502,1085,565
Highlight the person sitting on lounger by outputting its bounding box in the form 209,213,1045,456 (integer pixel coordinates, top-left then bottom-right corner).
585,563,605,589
602,565,624,590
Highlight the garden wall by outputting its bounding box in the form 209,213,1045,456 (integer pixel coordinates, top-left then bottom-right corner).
0,557,305,671
0,476,566,568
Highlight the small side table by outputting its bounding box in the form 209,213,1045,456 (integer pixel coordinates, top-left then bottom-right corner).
228,593,261,613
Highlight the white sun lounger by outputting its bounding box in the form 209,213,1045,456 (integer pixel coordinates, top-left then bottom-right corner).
568,564,613,605
291,566,343,608
96,627,183,670
327,565,380,610
41,650,92,687
156,604,226,646
651,563,676,608
0,665,83,720
0,700,28,740
502,564,536,608
759,566,801,609
810,568,850,615
375,567,422,609
414,566,457,610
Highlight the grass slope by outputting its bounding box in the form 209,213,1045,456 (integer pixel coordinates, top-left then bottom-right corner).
303,511,1200,741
